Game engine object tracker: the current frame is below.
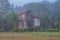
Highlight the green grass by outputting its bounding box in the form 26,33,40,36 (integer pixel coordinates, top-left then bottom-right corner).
11,32,60,37
0,32,60,37
0,32,60,40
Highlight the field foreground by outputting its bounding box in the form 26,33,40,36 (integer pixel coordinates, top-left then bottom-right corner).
0,32,60,40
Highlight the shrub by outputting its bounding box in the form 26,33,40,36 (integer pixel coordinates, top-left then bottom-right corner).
12,28,19,32
0,29,4,32
38,28,58,32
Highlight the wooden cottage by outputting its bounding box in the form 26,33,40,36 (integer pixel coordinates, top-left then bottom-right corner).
18,10,40,30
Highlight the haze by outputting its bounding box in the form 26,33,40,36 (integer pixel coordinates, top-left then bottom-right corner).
9,0,57,6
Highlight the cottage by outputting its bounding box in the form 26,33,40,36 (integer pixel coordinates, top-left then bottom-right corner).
18,10,40,30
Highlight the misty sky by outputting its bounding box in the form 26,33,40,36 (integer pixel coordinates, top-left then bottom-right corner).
9,0,57,6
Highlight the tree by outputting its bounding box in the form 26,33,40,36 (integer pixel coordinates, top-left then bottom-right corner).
52,0,60,19
54,16,60,30
0,0,11,18
42,12,52,29
6,11,18,31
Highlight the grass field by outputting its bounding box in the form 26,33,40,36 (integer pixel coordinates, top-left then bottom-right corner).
0,32,60,40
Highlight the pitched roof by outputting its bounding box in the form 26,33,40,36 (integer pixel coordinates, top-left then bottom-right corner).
18,10,32,15
18,10,40,19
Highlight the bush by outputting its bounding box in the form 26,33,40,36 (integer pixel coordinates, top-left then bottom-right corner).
19,29,29,32
0,29,4,32
38,28,58,32
12,28,59,32
58,30,60,32
12,28,19,32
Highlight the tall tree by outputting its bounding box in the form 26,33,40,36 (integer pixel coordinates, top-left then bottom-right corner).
6,11,18,31
0,0,11,18
52,0,60,19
